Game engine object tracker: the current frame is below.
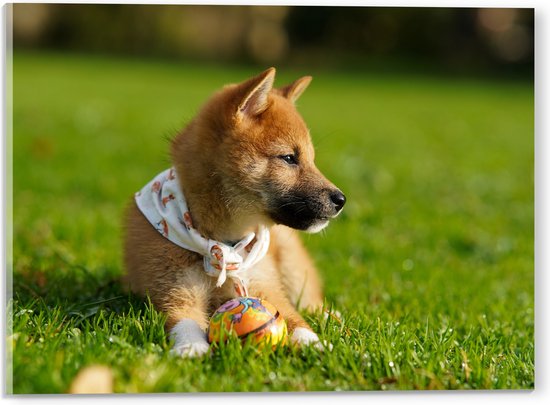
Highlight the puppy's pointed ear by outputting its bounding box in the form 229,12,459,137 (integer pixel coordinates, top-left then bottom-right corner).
279,76,312,104
237,67,276,118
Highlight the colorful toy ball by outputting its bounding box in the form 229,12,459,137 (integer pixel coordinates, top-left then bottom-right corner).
207,297,287,347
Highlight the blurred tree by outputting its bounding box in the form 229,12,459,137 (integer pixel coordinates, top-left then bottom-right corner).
285,7,533,75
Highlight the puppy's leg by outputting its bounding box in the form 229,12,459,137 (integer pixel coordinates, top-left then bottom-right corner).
125,202,212,358
249,260,326,350
161,278,213,358
261,288,328,349
270,226,324,311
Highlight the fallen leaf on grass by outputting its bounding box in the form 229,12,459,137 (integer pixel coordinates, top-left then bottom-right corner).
69,365,113,394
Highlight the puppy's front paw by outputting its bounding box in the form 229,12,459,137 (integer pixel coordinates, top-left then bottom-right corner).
171,341,210,358
169,318,210,358
291,327,333,351
291,327,319,345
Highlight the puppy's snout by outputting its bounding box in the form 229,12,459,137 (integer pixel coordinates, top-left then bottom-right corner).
329,190,346,213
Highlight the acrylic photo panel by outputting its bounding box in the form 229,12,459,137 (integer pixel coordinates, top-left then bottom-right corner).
8,3,534,394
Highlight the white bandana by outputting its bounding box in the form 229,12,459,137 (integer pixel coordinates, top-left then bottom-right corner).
134,168,270,296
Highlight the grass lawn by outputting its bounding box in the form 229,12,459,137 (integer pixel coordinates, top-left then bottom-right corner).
8,51,534,393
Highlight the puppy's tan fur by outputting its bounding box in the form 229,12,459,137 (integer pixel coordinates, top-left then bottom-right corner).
123,68,343,352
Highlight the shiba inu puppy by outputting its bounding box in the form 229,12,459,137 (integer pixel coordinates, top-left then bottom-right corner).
124,68,346,357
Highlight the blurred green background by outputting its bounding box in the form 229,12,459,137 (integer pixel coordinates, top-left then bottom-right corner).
13,4,533,77
9,4,534,393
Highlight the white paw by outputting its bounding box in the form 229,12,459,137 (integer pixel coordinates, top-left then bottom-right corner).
291,327,333,351
291,327,320,345
171,341,210,358
169,318,210,358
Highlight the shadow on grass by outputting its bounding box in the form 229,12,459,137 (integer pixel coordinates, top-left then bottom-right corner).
11,258,154,331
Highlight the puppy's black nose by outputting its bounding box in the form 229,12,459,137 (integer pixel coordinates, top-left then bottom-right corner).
330,190,346,212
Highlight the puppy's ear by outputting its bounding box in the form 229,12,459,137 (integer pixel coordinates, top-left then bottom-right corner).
279,76,312,104
237,67,276,118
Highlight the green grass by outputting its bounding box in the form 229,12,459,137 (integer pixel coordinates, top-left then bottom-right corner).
9,51,534,393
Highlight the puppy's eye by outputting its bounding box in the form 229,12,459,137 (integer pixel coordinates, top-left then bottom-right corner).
279,154,298,165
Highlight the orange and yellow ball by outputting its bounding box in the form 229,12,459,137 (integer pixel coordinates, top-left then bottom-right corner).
207,297,287,347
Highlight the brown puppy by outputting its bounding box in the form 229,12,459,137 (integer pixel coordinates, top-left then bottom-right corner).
124,68,345,357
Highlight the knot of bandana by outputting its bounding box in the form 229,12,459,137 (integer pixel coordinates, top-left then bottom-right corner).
134,167,270,296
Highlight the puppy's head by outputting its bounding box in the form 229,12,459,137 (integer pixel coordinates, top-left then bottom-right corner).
173,68,345,233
